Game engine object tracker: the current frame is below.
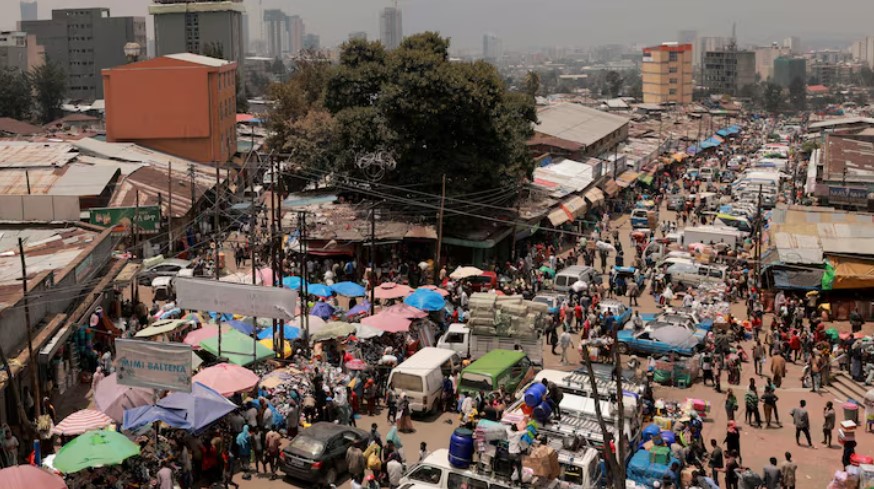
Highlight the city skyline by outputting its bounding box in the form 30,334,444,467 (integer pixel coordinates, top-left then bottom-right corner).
1,0,872,54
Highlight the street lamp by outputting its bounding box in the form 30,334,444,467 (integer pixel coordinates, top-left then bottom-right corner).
124,42,141,63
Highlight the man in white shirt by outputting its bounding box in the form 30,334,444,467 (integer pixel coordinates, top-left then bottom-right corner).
386,458,404,489
506,425,524,482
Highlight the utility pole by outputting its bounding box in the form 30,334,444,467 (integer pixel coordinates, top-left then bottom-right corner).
611,326,626,485
301,210,310,348
510,183,522,261
214,163,222,357
434,175,446,284
25,170,31,195
276,156,286,356
19,238,41,418
168,162,174,254
134,189,140,259
369,207,376,315
250,173,258,361
754,183,763,288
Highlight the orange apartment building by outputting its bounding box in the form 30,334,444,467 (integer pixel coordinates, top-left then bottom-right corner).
102,53,237,164
641,43,693,105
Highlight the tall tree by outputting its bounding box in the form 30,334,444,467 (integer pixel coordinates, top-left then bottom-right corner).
0,69,31,120
524,70,541,98
322,32,536,196
605,70,622,98
266,57,333,151
235,71,248,113
762,82,785,115
788,77,807,111
29,61,66,124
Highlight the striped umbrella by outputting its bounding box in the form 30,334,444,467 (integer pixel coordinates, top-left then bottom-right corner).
52,409,114,436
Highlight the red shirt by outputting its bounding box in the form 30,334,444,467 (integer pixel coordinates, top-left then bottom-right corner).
574,305,583,319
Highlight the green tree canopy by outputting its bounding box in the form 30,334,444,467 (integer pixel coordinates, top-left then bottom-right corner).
0,69,31,120
788,77,807,112
762,82,785,115
29,61,66,124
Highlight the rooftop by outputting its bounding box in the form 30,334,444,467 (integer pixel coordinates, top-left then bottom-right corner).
822,133,874,183
165,52,231,67
533,103,630,149
0,118,44,136
0,142,77,169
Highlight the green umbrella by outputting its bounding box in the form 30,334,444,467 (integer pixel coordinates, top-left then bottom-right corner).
200,328,274,366
538,265,556,277
310,321,356,342
54,429,140,473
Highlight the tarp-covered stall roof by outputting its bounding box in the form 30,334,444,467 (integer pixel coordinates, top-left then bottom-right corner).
830,255,874,289
772,268,824,291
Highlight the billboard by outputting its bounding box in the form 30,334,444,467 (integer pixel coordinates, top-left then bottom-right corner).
90,205,161,234
175,278,298,320
115,339,192,392
828,186,869,206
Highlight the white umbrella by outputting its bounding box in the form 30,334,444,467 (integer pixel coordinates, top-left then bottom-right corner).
450,266,483,280
292,315,327,333
571,280,588,292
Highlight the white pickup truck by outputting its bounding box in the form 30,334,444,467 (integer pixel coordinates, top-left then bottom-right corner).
437,323,543,364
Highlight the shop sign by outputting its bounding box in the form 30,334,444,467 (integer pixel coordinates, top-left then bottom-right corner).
90,206,161,234
828,186,868,206
115,339,192,392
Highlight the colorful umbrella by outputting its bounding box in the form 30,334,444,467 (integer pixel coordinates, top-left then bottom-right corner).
53,430,140,473
310,301,336,320
403,289,446,312
93,373,154,423
256,324,301,341
383,303,428,319
346,301,371,317
538,265,556,277
361,311,412,333
355,323,384,339
282,276,308,290
134,319,190,338
0,464,68,488
122,405,190,431
183,324,223,349
331,281,367,297
226,319,255,336
449,266,483,279
199,329,275,366
309,321,356,342
345,359,368,370
193,363,260,397
304,283,333,297
157,382,238,434
374,282,414,300
418,285,449,297
261,338,293,358
292,315,327,332
52,409,114,436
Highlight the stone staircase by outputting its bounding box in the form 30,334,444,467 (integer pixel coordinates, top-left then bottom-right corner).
829,371,870,403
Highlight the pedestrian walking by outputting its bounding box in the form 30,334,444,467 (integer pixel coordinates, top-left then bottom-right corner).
789,400,813,447
745,384,761,427
725,388,738,421
770,353,786,388
753,340,765,376
559,329,574,365
761,386,780,428
822,401,836,448
763,457,781,489
780,452,797,489
708,439,724,487
724,421,742,463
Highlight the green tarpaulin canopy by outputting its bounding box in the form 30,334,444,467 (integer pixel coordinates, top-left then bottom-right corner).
199,329,274,366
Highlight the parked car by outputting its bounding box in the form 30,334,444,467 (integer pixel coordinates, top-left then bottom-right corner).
616,323,705,356
532,292,565,314
138,258,192,285
280,422,369,487
596,299,631,327
666,194,686,211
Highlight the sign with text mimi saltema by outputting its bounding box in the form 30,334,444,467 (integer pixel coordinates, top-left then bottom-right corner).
115,339,192,392
90,206,161,234
828,186,869,206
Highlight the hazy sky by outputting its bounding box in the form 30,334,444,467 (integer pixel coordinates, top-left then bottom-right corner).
6,0,873,52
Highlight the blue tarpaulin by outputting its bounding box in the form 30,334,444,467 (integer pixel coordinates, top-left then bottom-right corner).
282,276,307,290
227,319,254,336
305,284,334,297
331,281,367,297
686,145,698,155
157,382,238,434
403,289,446,312
123,405,191,431
256,324,301,340
700,137,722,149
310,301,335,320
626,449,681,488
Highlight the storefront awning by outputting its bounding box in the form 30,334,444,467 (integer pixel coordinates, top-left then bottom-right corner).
601,179,620,197
616,171,640,188
113,262,141,286
772,268,824,291
584,187,605,207
547,196,587,226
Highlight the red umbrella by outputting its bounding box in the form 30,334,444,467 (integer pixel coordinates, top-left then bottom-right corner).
361,311,413,333
0,465,67,489
383,303,428,319
345,359,368,371
374,282,414,300
193,363,260,397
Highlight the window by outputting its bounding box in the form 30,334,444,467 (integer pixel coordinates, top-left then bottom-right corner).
448,473,489,489
669,78,678,84
668,51,678,62
669,89,677,95
407,466,442,485
669,66,678,74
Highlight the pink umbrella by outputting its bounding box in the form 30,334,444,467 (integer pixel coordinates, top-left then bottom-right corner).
258,268,274,287
374,282,414,300
383,303,428,319
361,311,413,333
94,373,153,423
183,324,220,349
0,465,67,489
418,285,449,297
193,363,260,397
52,409,114,436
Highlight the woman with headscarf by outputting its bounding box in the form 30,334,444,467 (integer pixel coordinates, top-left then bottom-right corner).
723,421,742,464
397,392,415,433
385,421,404,462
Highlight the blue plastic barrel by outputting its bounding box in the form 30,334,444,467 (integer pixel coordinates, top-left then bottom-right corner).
524,383,547,407
533,401,553,423
448,428,474,468
659,430,676,446
642,423,661,442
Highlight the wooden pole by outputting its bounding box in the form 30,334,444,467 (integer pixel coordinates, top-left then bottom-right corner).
19,238,41,418
168,162,173,254
434,174,446,284
369,207,376,314
214,163,222,357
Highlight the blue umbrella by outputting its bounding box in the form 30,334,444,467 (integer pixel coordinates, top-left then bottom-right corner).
159,308,182,319
282,276,308,290
403,289,446,312
227,319,254,336
157,382,238,434
310,301,335,320
346,301,371,317
305,284,334,297
331,281,366,297
123,405,191,431
257,324,301,341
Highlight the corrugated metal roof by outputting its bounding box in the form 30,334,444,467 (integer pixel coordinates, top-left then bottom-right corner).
772,233,823,264
532,159,596,198
821,237,874,255
49,164,119,196
0,142,76,168
166,53,230,67
0,167,59,194
535,103,629,147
